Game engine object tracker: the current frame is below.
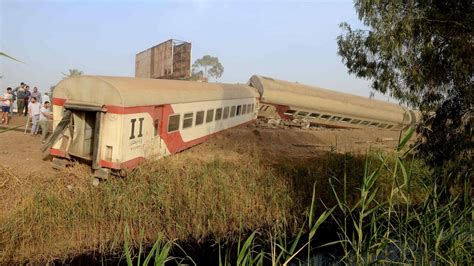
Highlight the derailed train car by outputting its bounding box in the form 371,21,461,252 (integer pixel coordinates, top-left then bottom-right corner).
248,75,419,130
48,76,258,176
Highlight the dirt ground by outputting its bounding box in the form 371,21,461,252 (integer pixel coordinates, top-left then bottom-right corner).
0,116,409,177
0,116,57,177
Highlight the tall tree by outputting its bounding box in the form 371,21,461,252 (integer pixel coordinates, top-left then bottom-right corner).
337,1,473,182
192,55,224,80
62,69,83,78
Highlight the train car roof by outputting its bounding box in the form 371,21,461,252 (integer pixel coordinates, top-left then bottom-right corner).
248,75,408,123
53,75,258,107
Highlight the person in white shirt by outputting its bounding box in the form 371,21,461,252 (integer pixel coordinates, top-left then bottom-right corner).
1,87,13,125
42,92,50,104
28,97,41,135
39,101,53,142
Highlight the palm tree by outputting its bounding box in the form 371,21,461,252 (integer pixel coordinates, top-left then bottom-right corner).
0,52,21,62
62,69,83,78
0,52,22,78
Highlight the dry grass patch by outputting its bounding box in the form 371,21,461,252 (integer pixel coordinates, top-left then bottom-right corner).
0,152,295,263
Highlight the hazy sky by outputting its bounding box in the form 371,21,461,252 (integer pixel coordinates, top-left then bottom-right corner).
1,0,387,99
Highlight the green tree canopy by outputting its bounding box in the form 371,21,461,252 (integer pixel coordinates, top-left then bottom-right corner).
62,69,83,78
192,55,224,80
337,0,473,181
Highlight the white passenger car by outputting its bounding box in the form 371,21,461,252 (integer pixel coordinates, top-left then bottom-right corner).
49,76,258,175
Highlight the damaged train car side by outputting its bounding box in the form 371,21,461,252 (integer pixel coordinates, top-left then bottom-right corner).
48,76,259,176
249,75,419,130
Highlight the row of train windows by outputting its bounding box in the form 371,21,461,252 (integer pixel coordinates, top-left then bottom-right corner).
168,103,255,133
284,109,394,129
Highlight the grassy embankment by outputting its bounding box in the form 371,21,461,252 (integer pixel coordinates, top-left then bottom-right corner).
0,129,470,264
121,130,472,265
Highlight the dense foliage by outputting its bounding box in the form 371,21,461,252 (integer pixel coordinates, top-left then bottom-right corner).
337,0,473,183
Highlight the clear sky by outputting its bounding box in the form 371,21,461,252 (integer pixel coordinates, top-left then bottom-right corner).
0,0,389,100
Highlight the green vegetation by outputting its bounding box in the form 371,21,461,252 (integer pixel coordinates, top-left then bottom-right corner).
2,129,470,264
0,52,21,63
192,55,224,80
0,52,22,78
62,69,84,78
120,130,472,265
337,0,473,185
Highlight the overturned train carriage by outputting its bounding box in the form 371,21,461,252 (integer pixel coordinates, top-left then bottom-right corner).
248,75,419,130
49,76,259,174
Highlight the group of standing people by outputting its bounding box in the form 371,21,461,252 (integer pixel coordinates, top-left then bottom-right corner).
1,82,53,142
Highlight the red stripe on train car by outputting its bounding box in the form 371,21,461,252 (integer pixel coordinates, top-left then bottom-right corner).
106,105,156,118
50,148,67,157
100,157,145,170
158,104,205,154
266,102,291,120
52,98,66,106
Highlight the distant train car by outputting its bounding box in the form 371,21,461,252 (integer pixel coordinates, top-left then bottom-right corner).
248,75,419,130
48,76,258,176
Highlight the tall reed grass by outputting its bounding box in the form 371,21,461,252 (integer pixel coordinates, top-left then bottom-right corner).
122,128,472,265
1,129,470,264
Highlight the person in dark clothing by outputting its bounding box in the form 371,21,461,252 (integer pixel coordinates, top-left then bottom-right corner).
14,83,27,117
23,86,31,116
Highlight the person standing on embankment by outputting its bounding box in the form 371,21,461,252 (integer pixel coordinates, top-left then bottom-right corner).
28,97,41,135
1,87,13,125
39,101,53,143
14,83,27,117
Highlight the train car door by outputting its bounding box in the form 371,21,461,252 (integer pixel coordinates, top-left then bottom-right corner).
152,106,165,156
63,102,104,169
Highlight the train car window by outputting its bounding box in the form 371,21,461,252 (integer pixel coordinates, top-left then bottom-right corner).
350,119,362,124
223,107,230,119
215,108,223,120
370,122,380,127
297,111,309,117
236,105,242,116
168,114,180,132
330,116,342,121
386,125,394,129
284,109,296,115
195,111,205,125
206,109,214,123
230,106,236,117
378,123,388,128
320,114,332,120
309,113,320,118
342,118,352,122
360,121,370,125
183,112,194,129
242,105,247,115
251,104,255,112
247,104,252,113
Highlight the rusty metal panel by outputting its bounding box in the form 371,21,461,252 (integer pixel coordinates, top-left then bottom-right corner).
135,39,191,79
172,42,192,79
151,39,173,78
135,48,152,78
